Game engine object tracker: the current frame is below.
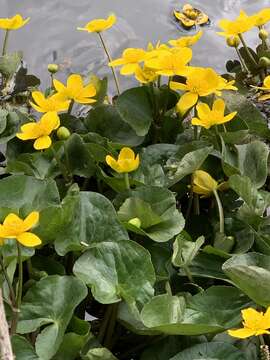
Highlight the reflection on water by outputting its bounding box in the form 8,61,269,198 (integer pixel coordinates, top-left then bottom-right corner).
0,0,269,90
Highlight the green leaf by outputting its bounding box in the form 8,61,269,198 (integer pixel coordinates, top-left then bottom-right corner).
12,335,39,360
223,252,270,307
115,86,153,136
169,342,246,360
0,109,8,134
118,186,185,242
0,110,25,144
0,52,22,78
73,240,155,308
55,191,129,255
17,275,87,360
166,146,213,186
82,348,118,360
229,174,269,215
235,141,269,188
85,105,144,146
141,286,252,335
172,232,205,267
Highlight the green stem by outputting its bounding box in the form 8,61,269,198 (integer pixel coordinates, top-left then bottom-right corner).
0,256,16,306
238,34,258,68
98,32,121,95
2,30,9,56
157,75,161,88
11,243,23,335
67,99,74,115
103,303,118,349
236,47,249,73
259,335,266,346
124,172,130,190
183,266,194,283
213,189,224,234
98,304,113,344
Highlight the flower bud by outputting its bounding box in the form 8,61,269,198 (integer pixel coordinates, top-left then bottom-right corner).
226,36,240,48
259,29,269,40
47,63,59,74
128,217,141,228
57,126,70,140
259,56,270,68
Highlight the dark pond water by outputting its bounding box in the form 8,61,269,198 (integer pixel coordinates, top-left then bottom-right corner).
0,0,269,91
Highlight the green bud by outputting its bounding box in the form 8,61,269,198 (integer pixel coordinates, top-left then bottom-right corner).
259,29,269,40
47,63,59,74
128,217,141,228
259,56,270,68
226,36,240,48
57,126,71,140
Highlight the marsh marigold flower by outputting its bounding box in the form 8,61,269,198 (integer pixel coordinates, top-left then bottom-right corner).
0,212,41,247
17,112,60,150
173,4,208,28
145,47,192,77
252,8,270,27
192,170,225,197
169,30,203,48
109,48,146,75
77,14,116,33
217,10,255,38
251,75,270,101
0,14,30,30
135,65,158,84
30,91,70,113
192,99,237,129
106,147,139,173
170,67,221,115
53,74,96,104
228,307,270,339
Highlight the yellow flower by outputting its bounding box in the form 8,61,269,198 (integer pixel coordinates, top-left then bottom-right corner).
174,4,209,28
228,307,270,339
170,67,221,115
0,212,41,247
0,14,30,30
192,99,237,129
77,14,116,33
109,48,146,75
106,147,139,173
251,75,270,101
218,77,238,91
169,30,203,48
145,47,192,76
30,91,70,113
16,112,60,150
217,10,255,38
193,170,225,197
53,74,96,104
135,65,157,84
252,8,270,27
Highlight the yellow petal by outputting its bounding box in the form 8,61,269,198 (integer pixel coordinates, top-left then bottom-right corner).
108,58,126,67
193,170,218,193
222,111,237,124
196,102,211,120
258,93,270,101
191,117,211,129
3,213,22,227
106,155,123,173
118,147,135,161
40,112,60,133
17,232,42,247
53,79,66,93
120,63,139,75
170,81,188,91
213,99,225,114
23,211,39,232
177,92,198,115
228,328,256,339
34,136,52,150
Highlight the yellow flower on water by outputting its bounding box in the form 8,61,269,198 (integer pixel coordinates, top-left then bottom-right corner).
106,147,139,173
53,74,96,104
109,48,146,75
135,65,158,84
192,99,237,129
228,307,270,339
0,14,30,30
77,14,116,33
252,8,270,27
30,91,70,113
251,75,270,101
217,10,255,38
0,212,41,247
170,67,221,115
174,4,208,28
169,30,203,48
145,47,192,77
16,112,60,150
192,170,225,197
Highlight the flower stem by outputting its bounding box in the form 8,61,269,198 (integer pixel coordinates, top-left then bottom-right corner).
2,30,9,56
183,266,194,283
238,34,258,68
98,32,121,95
213,189,224,234
124,172,130,190
235,47,249,73
67,99,74,115
0,256,16,306
11,243,23,335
